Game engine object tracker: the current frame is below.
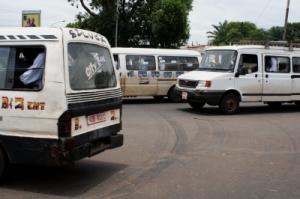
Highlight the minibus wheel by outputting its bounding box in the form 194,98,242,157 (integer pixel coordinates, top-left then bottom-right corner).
220,93,239,114
0,147,8,182
188,101,205,110
168,87,181,102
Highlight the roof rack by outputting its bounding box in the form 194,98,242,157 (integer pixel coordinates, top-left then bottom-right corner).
231,40,300,51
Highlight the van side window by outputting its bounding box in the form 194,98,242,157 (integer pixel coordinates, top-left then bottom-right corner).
292,57,300,73
113,54,120,70
158,56,199,71
0,46,45,91
126,55,155,71
238,54,258,75
265,56,290,73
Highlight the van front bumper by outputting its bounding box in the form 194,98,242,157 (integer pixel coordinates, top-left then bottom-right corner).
177,87,225,105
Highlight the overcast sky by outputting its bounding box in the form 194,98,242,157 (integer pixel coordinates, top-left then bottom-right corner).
0,0,299,45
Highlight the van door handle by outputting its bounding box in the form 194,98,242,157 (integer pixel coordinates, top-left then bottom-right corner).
265,74,269,78
255,74,258,78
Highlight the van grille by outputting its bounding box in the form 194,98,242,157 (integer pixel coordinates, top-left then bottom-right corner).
66,88,122,104
179,80,198,88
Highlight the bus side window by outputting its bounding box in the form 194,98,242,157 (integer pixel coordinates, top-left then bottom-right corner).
0,46,45,91
293,57,300,73
113,54,120,70
238,54,258,75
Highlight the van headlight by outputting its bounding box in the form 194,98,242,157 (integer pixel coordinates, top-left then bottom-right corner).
197,80,211,88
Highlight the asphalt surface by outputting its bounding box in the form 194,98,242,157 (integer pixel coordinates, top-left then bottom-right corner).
1,99,300,199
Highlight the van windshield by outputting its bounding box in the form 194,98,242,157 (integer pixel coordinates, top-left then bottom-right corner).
68,43,117,90
199,50,237,72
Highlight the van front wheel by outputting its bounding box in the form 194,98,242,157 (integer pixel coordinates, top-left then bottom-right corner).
219,93,239,114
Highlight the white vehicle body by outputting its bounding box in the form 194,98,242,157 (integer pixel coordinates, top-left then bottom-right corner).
176,45,300,113
112,47,201,101
0,28,123,172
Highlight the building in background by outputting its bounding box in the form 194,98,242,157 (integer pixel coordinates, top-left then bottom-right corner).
22,10,41,27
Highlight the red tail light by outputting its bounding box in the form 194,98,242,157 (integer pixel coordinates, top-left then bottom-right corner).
58,111,72,138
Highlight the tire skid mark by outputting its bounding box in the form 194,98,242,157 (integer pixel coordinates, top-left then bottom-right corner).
97,111,188,199
259,118,298,199
191,117,226,152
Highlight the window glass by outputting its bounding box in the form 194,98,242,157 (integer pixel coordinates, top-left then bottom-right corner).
68,43,117,90
292,57,300,73
199,50,237,72
126,55,155,71
265,56,290,73
0,46,45,90
113,54,120,70
238,54,258,75
158,56,199,71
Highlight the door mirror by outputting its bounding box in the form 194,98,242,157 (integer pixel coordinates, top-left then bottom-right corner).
238,67,247,75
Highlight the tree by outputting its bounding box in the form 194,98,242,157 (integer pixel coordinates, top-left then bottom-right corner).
67,0,193,48
207,21,269,45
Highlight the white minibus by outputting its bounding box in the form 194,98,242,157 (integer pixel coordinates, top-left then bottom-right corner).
0,28,123,180
112,48,201,102
176,43,300,114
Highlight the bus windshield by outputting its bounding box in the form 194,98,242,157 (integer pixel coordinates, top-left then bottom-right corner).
68,43,117,90
199,50,237,72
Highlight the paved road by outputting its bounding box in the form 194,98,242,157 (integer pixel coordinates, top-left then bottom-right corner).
1,99,300,199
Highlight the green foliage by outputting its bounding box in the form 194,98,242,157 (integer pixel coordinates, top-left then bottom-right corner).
67,0,193,48
208,21,300,45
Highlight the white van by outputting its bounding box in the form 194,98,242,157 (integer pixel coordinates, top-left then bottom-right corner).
0,28,123,179
112,47,201,102
176,44,300,114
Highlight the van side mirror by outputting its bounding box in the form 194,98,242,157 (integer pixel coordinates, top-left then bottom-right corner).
235,72,240,77
238,67,247,76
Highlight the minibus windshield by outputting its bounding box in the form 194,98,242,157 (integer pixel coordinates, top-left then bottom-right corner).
199,50,237,72
68,43,117,90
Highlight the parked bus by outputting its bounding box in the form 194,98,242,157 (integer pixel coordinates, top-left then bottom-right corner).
112,48,201,102
177,42,300,114
0,28,123,180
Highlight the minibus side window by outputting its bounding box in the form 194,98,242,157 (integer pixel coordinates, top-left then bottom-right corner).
113,54,120,70
0,46,45,91
158,56,199,71
265,56,290,73
292,57,300,73
125,55,155,71
238,54,258,75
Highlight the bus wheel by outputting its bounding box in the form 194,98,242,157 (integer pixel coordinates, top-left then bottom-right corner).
267,102,281,108
188,101,205,110
153,96,164,101
219,93,239,114
0,147,8,182
168,87,181,103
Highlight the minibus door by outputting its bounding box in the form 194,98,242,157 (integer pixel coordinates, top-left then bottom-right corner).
235,54,263,101
262,55,292,102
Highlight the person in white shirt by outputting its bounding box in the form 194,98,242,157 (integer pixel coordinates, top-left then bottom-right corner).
20,52,45,89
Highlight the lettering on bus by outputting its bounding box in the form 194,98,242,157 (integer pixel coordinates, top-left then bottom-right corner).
69,29,108,46
1,96,45,111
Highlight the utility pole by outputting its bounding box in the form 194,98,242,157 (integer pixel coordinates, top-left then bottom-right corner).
115,0,119,47
283,0,290,41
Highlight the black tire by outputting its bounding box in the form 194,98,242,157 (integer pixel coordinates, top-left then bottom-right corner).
153,96,164,101
267,102,282,108
168,87,181,103
188,101,205,110
219,93,240,114
0,147,8,182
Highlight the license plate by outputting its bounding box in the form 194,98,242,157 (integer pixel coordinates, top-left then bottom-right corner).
182,91,188,100
87,112,106,125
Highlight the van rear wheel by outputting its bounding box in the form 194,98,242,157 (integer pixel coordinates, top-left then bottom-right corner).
168,87,181,103
188,101,205,110
219,93,239,114
0,148,8,182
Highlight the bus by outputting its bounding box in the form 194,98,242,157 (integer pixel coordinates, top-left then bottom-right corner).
177,42,300,114
0,27,123,180
112,47,201,102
